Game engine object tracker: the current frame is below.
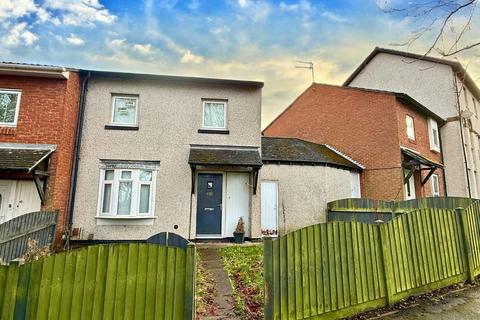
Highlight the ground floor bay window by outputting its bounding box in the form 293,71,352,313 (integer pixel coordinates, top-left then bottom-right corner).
96,160,159,225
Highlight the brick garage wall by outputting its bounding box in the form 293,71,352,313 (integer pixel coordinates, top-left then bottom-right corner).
0,73,82,244
263,84,443,200
396,100,446,197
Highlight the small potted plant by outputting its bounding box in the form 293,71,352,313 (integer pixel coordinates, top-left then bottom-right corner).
233,217,245,244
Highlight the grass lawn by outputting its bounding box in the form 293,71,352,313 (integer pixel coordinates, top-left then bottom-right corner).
220,245,264,320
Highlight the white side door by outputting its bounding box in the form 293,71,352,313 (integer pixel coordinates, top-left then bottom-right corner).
404,170,416,200
225,173,250,237
0,180,15,224
261,181,278,236
13,180,41,218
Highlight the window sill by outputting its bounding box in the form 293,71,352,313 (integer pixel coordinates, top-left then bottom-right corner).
96,215,155,226
104,124,139,131
198,129,229,134
96,215,155,219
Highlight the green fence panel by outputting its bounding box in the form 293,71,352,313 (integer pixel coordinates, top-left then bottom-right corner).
0,243,196,320
265,198,480,319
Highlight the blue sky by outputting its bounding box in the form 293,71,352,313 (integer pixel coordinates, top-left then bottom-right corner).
1,0,479,126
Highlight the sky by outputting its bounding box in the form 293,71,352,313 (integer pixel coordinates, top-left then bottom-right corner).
0,0,479,127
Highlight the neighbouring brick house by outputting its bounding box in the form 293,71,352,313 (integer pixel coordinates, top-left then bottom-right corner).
263,83,445,201
0,63,82,243
344,47,480,198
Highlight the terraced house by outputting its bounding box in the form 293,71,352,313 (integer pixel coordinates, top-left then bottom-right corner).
69,70,363,241
0,63,82,243
345,47,480,198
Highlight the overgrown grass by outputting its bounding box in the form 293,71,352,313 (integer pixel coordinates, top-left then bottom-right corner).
221,245,264,320
195,251,218,318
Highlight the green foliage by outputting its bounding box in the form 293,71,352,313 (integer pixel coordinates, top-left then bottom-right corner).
221,245,264,320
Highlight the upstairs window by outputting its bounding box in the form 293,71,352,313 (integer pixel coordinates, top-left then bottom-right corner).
428,118,440,152
202,100,226,129
111,95,138,126
406,115,415,140
0,90,21,126
431,174,440,197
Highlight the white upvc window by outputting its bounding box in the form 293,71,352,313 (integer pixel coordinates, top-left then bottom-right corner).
98,168,156,217
202,100,227,129
404,169,416,200
406,115,415,140
0,90,21,127
111,95,139,126
428,118,440,152
431,174,440,197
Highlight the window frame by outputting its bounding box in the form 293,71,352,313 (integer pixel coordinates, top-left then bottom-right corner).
428,118,440,152
0,89,21,127
431,174,440,197
110,95,139,127
405,115,415,141
201,100,227,130
97,168,156,218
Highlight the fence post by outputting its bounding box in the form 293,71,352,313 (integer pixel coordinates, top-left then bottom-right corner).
184,243,196,319
263,236,274,320
379,223,395,306
456,207,475,283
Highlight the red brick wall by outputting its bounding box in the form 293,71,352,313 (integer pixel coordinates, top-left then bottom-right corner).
396,100,445,198
0,72,82,244
263,84,444,200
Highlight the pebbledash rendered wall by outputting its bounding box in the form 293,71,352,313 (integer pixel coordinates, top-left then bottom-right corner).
261,164,359,234
72,76,262,241
347,52,468,197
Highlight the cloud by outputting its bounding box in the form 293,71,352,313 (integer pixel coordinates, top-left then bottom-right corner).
133,43,152,55
181,50,204,64
279,2,299,11
322,11,347,23
66,34,84,45
4,22,38,46
187,0,200,10
238,0,249,8
0,0,37,19
44,0,116,26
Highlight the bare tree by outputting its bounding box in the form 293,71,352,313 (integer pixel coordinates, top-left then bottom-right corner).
377,0,479,56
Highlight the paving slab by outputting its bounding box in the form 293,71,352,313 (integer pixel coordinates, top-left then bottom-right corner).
199,248,240,320
387,286,480,319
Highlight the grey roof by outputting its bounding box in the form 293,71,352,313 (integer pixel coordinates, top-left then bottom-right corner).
343,47,480,99
262,137,363,171
189,146,262,167
401,147,443,168
0,145,55,171
85,70,264,88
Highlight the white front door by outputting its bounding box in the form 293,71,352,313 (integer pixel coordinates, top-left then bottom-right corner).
0,180,41,224
225,173,250,237
13,180,41,217
404,170,416,200
0,181,15,224
261,181,278,236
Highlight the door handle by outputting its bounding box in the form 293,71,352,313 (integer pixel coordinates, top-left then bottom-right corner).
204,207,214,211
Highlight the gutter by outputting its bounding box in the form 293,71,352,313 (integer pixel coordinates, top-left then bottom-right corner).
65,71,91,246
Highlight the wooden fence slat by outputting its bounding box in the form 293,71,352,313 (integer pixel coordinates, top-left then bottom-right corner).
164,247,177,320
173,248,186,320
154,246,167,320
25,259,43,319
46,252,66,320
286,233,296,317
91,245,108,320
263,237,274,320
134,243,149,320
144,245,158,320
458,207,475,282
272,236,280,319
124,243,139,320
80,245,99,320
279,233,288,319
295,230,304,318
1,263,19,320
13,261,30,320
36,254,55,320
102,245,119,320
307,226,318,315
